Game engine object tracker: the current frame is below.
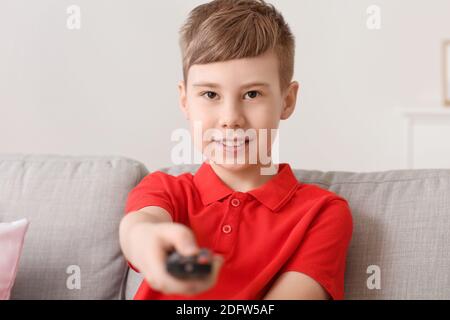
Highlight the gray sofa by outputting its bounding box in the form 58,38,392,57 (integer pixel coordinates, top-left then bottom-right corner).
0,154,449,299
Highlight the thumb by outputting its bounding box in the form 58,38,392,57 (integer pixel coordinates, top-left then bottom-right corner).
208,254,225,282
168,225,200,256
213,254,225,269
176,241,199,257
215,254,224,263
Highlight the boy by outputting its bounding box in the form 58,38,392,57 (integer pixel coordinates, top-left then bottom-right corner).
119,0,353,300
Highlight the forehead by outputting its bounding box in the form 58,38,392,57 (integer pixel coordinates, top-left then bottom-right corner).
188,50,279,88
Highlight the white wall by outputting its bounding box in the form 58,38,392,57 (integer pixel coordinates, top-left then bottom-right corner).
1,0,449,172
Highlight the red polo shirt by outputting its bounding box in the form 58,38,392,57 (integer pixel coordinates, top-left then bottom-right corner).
124,162,353,300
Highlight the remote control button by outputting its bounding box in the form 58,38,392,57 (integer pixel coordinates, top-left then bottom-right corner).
197,255,210,264
197,249,211,263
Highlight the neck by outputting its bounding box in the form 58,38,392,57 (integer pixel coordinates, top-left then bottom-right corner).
208,161,279,193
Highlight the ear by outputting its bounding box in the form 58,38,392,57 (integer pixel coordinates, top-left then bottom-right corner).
280,81,299,120
178,80,189,120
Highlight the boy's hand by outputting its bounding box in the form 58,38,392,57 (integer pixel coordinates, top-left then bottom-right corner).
131,221,224,296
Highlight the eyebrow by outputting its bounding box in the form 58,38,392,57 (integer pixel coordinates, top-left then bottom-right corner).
192,82,270,89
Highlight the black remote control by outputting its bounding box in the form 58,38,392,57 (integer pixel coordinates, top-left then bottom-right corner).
166,248,213,279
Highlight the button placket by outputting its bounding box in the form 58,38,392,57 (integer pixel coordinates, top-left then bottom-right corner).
216,193,246,252
222,193,245,234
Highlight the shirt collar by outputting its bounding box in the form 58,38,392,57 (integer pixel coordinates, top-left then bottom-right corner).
192,161,300,212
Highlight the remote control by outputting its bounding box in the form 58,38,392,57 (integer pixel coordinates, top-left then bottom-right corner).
166,248,213,279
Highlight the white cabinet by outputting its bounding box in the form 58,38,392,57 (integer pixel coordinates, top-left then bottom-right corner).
399,108,450,169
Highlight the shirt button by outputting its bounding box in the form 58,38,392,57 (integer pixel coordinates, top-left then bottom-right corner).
222,225,232,234
231,198,240,207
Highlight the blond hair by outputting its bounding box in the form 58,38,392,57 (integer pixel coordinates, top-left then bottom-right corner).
179,0,295,92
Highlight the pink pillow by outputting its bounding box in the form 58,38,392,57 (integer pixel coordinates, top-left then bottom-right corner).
0,219,29,300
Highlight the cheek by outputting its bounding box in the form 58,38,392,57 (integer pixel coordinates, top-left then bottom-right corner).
188,120,216,152
246,106,280,130
187,98,216,120
187,106,217,141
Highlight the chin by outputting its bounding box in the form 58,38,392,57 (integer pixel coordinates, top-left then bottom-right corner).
211,160,256,172
205,139,262,170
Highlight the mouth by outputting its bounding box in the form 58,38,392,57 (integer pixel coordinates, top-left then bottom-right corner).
211,137,252,151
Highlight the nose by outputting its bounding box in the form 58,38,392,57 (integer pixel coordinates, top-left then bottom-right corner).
219,100,245,129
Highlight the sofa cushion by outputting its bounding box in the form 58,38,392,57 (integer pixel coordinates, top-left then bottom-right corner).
0,219,29,299
125,165,450,300
0,154,148,299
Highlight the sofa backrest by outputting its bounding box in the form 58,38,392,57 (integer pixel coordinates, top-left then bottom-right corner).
0,154,148,299
126,164,450,300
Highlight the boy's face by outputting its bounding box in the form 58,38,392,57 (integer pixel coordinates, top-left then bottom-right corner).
178,49,299,172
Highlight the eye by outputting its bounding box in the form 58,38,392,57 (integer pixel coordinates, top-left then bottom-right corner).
244,91,261,100
201,91,218,100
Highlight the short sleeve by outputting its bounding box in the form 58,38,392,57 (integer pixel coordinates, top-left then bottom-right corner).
124,171,177,273
124,171,175,218
280,198,353,300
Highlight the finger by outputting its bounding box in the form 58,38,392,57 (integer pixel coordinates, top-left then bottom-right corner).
141,238,171,290
207,254,225,284
161,273,203,295
160,224,200,257
191,254,225,292
145,258,199,295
